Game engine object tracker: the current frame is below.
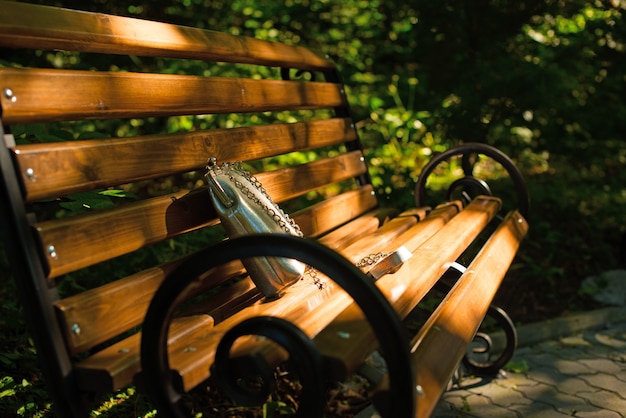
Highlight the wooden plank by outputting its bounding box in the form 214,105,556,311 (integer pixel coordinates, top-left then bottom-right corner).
292,185,378,238
334,215,419,262
75,314,214,392
317,210,388,251
398,201,461,253
74,278,259,392
15,118,357,202
36,189,219,279
55,259,246,354
411,211,528,418
258,151,367,201
379,197,501,318
0,1,335,71
56,265,173,355
180,277,260,324
0,68,345,124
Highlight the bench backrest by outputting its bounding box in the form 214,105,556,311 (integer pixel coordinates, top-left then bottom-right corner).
0,2,378,415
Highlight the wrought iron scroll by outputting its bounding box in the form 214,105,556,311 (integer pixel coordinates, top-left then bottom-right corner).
462,305,518,376
414,143,530,219
280,67,317,81
213,316,325,417
140,234,415,418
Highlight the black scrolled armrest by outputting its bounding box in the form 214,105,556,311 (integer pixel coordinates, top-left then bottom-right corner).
140,234,415,418
415,143,530,219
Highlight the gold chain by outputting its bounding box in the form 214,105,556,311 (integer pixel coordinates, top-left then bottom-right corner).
305,252,390,290
355,252,390,268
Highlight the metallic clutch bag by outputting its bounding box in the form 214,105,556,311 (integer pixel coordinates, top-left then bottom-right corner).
205,158,305,299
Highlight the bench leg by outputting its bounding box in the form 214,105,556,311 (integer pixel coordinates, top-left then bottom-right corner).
462,304,518,376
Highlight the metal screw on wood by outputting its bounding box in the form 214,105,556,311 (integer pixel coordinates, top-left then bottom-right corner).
47,245,58,260
25,168,36,181
3,88,16,102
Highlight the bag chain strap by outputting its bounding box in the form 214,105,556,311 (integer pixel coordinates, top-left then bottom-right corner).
207,158,303,237
305,252,391,290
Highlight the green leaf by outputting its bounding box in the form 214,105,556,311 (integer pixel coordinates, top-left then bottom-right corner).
98,189,138,199
369,96,384,110
60,192,115,212
0,388,16,398
504,359,529,373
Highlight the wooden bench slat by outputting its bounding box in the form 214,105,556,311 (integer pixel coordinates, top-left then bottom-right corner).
15,118,357,202
55,259,246,354
74,314,213,393
384,196,501,318
258,213,426,341
36,189,218,279
0,1,335,71
180,277,260,324
0,68,345,124
257,151,367,200
56,265,173,355
74,278,261,393
397,202,461,253
333,214,420,262
292,185,378,237
318,209,391,251
411,211,528,418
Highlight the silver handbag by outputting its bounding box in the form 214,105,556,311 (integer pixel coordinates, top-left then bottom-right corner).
205,158,305,299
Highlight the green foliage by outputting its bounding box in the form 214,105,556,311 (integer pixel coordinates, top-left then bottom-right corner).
263,400,295,417
504,359,530,374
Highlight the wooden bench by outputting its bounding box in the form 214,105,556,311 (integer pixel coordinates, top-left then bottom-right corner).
0,2,529,417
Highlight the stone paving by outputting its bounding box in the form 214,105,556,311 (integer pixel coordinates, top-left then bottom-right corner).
433,314,626,417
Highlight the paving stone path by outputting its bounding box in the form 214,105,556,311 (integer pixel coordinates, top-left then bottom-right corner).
433,318,626,417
